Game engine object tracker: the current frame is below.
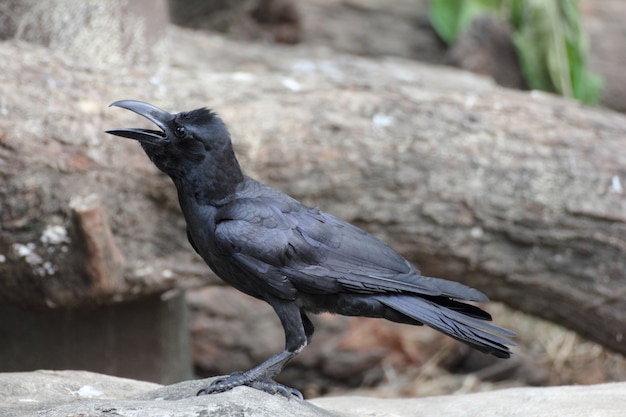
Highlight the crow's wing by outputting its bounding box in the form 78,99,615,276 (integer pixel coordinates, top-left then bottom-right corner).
284,209,487,301
211,196,302,300
214,194,486,302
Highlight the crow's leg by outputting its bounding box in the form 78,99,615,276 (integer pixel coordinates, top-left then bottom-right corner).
301,310,315,344
198,350,302,398
197,300,308,400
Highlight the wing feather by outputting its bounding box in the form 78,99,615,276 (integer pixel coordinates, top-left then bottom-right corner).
214,195,486,302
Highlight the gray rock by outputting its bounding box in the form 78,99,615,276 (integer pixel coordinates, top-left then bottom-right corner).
1,370,625,417
0,370,160,416
0,370,338,417
312,383,626,417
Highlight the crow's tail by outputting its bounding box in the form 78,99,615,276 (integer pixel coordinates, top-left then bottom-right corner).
377,294,515,358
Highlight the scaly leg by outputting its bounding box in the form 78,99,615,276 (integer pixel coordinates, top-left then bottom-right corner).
197,350,301,399
197,300,312,400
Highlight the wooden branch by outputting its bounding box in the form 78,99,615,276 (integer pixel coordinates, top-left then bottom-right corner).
69,194,125,297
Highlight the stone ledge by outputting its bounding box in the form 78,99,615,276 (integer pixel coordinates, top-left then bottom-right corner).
1,370,624,417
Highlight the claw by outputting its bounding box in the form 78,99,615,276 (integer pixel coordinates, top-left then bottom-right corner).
248,379,303,401
197,372,303,400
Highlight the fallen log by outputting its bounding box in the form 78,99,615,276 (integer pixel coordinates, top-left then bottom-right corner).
0,27,624,356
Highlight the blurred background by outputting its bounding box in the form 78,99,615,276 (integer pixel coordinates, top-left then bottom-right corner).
0,0,624,399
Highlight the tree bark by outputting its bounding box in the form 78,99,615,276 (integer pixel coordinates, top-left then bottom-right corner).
0,28,624,355
0,0,169,66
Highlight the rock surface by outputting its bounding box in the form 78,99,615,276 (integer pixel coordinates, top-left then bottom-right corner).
313,383,626,417
1,370,625,417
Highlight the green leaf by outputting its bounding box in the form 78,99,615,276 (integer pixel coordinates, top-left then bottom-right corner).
429,0,603,104
511,0,602,104
429,0,503,45
429,0,465,44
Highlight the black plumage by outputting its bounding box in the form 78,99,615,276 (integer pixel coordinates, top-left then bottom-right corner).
107,100,515,399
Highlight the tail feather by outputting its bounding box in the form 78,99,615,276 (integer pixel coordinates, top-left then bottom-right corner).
377,295,515,358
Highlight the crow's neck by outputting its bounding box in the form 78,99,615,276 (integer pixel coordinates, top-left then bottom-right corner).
175,148,245,207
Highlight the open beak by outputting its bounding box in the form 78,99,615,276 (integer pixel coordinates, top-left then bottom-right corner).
106,100,173,143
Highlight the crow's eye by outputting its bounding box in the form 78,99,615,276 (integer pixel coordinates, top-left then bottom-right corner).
174,125,186,138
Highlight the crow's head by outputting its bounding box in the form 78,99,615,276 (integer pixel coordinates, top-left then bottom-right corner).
106,100,239,183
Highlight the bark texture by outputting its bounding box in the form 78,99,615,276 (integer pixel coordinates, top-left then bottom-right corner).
0,27,624,355
0,0,169,66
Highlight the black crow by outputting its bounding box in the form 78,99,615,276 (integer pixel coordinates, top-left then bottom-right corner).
107,100,515,399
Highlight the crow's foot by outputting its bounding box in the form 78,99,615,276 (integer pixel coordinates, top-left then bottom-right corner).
197,372,303,400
